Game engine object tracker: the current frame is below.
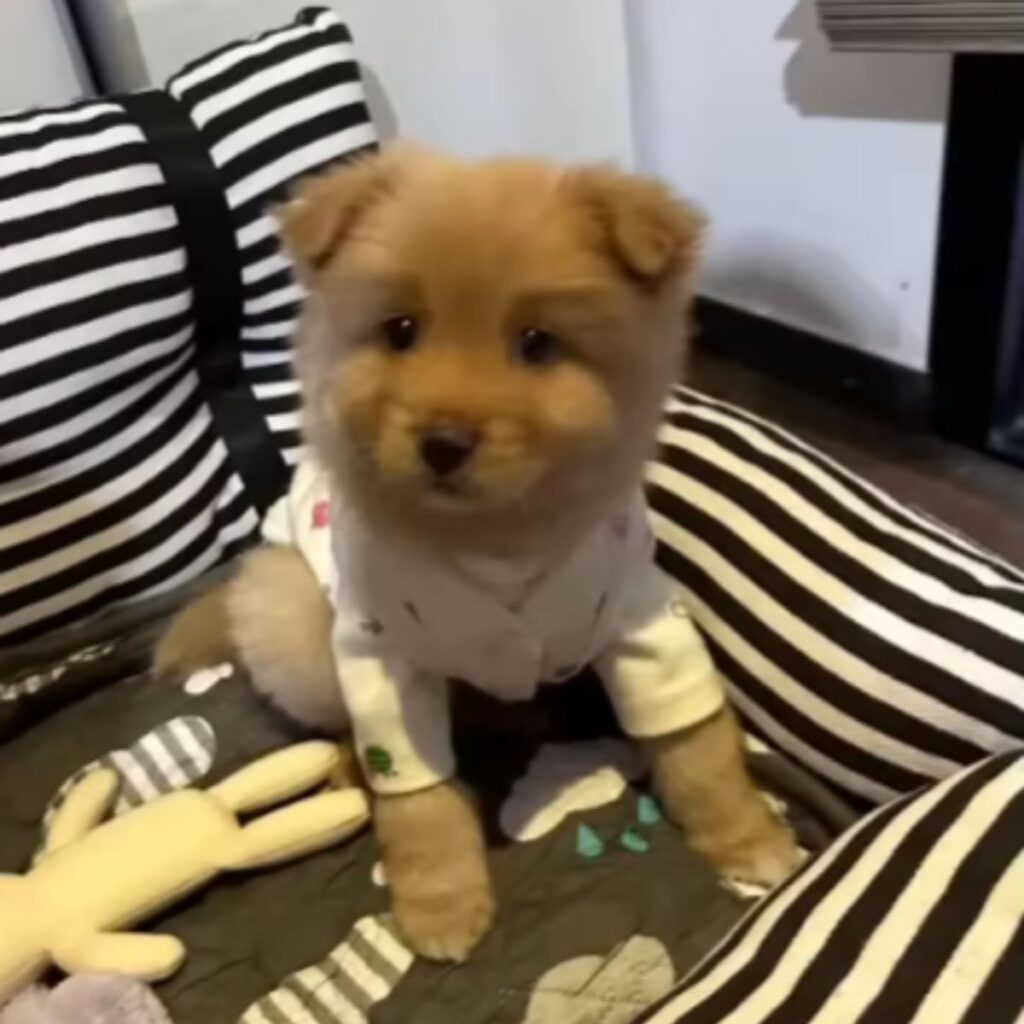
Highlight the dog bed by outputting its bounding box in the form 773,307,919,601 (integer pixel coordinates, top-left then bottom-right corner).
1,8,1022,1023
0,577,849,1024
2,389,1021,1022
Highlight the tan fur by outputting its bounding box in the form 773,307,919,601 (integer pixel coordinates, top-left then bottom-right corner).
154,582,235,679
159,148,796,960
283,149,702,558
227,547,347,734
373,782,493,962
645,710,799,885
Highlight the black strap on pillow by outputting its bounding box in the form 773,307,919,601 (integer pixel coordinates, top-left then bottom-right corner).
119,90,290,516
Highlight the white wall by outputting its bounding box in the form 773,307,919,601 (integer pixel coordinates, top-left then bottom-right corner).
627,0,950,371
88,0,634,168
0,0,93,113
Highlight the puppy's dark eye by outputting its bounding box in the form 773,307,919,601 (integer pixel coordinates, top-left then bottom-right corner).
517,328,561,367
382,316,418,353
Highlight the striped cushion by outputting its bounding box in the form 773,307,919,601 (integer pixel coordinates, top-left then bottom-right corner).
0,7,375,648
639,751,1024,1024
649,387,1024,804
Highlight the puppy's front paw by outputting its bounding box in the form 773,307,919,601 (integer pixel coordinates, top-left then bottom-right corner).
374,782,495,963
393,881,495,963
699,811,801,889
645,711,802,891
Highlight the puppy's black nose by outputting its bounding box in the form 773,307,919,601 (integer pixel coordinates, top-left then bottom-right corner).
420,428,477,476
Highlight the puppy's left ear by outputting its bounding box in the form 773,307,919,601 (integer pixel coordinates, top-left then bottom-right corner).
570,167,706,285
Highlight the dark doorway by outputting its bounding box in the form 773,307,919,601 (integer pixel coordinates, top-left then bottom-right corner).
930,54,1024,465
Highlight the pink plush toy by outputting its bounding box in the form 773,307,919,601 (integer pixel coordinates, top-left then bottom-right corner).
0,975,171,1024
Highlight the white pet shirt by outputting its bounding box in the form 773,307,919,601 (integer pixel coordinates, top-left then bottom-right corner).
263,457,724,794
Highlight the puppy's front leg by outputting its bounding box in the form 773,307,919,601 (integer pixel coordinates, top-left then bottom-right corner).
645,709,799,887
374,781,495,962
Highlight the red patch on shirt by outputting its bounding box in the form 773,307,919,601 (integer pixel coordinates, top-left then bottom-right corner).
311,500,331,529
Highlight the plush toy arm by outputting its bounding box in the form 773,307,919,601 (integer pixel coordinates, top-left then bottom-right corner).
209,741,341,815
43,768,120,857
53,931,185,980
218,789,369,870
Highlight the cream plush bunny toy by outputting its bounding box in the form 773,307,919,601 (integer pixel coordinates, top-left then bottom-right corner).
0,743,369,1004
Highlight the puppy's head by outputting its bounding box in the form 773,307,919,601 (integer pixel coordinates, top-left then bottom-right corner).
280,147,704,550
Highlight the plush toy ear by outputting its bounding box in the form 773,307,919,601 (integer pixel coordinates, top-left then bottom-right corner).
277,145,416,276
569,166,706,285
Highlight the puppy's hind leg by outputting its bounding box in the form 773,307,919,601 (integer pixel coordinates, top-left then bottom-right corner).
155,580,236,679
228,546,348,734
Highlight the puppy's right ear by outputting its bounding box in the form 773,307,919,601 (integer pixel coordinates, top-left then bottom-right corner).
277,147,410,277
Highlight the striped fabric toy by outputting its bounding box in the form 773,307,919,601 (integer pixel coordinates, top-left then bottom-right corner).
639,751,1024,1024
239,915,414,1024
650,388,1024,807
0,7,375,648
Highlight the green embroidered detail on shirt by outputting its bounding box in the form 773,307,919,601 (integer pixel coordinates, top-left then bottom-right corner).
364,746,396,777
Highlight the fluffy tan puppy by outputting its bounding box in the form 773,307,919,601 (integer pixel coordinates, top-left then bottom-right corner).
158,147,797,961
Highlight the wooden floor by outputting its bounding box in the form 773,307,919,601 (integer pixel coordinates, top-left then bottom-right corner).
688,350,1024,568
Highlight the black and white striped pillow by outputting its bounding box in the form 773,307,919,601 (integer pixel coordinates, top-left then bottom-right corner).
649,387,1024,805
0,7,374,648
639,751,1024,1024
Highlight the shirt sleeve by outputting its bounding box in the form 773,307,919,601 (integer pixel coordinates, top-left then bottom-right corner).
594,563,724,738
332,618,455,795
